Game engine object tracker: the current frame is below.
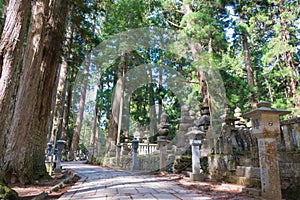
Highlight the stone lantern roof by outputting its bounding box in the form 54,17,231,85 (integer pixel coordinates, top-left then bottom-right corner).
243,101,291,118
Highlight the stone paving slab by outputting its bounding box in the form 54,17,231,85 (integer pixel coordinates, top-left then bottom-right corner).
59,162,254,200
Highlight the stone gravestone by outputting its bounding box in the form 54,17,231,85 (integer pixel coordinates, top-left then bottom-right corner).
177,106,195,153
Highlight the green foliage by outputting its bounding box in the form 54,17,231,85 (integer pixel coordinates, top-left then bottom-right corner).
65,0,300,155
0,0,5,35
0,182,18,200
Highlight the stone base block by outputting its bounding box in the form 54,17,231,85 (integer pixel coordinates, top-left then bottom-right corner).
190,173,206,181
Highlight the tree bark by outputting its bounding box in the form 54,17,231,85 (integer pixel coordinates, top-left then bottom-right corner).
89,69,101,158
0,0,31,183
148,66,157,136
50,19,72,142
3,0,48,184
5,0,68,184
69,52,91,161
242,31,257,109
278,1,299,110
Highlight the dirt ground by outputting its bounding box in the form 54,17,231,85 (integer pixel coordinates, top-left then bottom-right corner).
10,169,80,200
156,172,255,199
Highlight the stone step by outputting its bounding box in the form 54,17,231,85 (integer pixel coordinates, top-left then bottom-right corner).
236,166,260,179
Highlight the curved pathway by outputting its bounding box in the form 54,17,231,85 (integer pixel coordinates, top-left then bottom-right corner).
59,161,254,200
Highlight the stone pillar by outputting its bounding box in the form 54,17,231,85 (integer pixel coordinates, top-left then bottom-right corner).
55,140,66,173
294,123,300,149
131,139,139,171
158,137,169,171
281,125,293,151
190,139,205,181
257,137,281,198
116,143,122,166
46,142,53,174
157,112,171,172
244,101,290,200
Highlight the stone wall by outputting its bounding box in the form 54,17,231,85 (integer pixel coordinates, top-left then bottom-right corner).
205,116,300,199
103,153,175,172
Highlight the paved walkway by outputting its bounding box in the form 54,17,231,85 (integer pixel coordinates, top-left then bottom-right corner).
59,162,254,200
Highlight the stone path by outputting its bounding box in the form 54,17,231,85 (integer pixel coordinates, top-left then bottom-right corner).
59,162,254,200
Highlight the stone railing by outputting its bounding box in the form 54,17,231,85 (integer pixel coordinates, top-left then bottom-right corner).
126,143,158,155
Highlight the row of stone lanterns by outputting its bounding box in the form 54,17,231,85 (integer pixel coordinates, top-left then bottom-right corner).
46,140,66,175
184,100,289,200
113,100,288,200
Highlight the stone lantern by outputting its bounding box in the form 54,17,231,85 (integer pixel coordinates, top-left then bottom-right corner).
131,138,139,171
197,104,210,132
116,143,122,166
45,142,54,174
243,101,290,199
157,112,171,172
55,140,66,172
186,128,206,181
47,142,54,156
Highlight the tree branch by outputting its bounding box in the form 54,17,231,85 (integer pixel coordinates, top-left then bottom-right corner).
165,18,183,29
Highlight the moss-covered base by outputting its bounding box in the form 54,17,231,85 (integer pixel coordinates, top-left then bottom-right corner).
0,183,18,200
173,155,192,173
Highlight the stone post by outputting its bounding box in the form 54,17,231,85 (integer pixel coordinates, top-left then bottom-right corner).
281,125,293,151
187,120,206,181
46,142,53,175
244,101,290,199
131,139,139,171
190,139,206,181
294,123,300,149
116,143,122,166
158,137,169,171
157,112,171,171
55,140,66,173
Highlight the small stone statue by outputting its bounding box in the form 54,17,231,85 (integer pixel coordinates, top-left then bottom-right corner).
158,112,170,137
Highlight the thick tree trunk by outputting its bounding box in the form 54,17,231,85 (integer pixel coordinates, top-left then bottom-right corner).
69,52,91,161
51,18,72,142
3,0,48,184
158,64,163,122
148,66,157,136
0,0,31,183
50,53,69,142
278,2,299,111
89,69,101,158
183,3,209,104
62,81,72,142
242,31,257,109
5,0,68,184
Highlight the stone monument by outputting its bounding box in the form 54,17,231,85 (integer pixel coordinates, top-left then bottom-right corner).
244,101,290,199
177,106,195,152
157,112,170,171
131,138,139,171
